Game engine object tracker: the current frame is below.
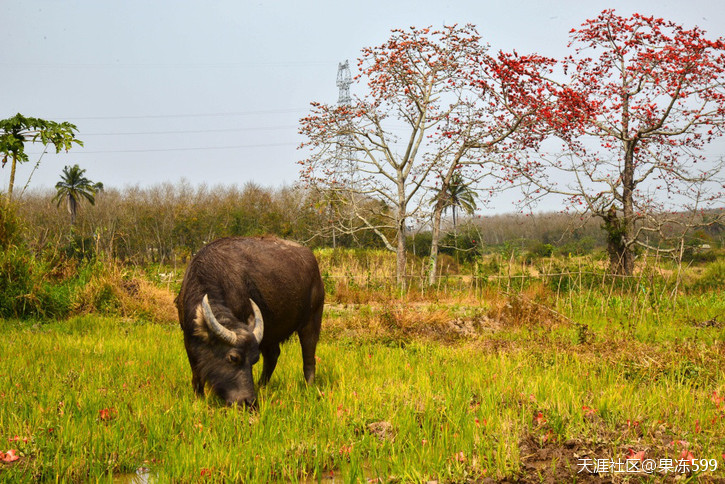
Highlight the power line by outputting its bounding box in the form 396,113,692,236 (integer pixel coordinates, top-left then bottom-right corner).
63,108,309,120
81,125,299,136
2,61,334,69
28,142,299,155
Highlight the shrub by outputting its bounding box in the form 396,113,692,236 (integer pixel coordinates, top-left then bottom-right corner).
694,259,725,291
0,198,23,250
0,247,72,319
526,242,554,260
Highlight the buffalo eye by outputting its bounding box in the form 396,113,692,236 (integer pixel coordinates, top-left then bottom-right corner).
227,352,242,365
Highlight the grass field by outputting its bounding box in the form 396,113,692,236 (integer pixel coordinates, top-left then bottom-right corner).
1,276,724,483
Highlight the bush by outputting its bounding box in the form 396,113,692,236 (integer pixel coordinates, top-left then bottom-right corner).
0,246,177,322
439,228,481,263
526,242,554,260
406,231,432,257
60,234,97,261
0,247,72,319
555,236,597,256
694,259,725,291
0,198,23,250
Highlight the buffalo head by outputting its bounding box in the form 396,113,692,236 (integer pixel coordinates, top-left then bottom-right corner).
193,295,264,407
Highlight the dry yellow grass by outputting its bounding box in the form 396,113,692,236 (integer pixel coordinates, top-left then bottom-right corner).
72,264,177,324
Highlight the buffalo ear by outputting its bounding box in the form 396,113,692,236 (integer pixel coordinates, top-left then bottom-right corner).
192,304,211,342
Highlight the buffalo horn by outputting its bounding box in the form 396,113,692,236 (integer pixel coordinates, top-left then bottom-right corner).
248,299,264,343
201,295,238,345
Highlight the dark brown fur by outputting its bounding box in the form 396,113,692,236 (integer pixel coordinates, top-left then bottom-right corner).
176,236,324,406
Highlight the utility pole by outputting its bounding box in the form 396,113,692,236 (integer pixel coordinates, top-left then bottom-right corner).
336,60,352,105
329,60,355,249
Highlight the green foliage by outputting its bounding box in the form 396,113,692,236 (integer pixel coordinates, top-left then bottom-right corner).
405,230,432,256
555,235,597,256
0,249,176,322
526,242,554,259
0,113,82,164
1,114,83,199
0,198,23,250
0,247,72,319
438,172,478,228
60,234,97,261
439,227,481,263
695,258,725,291
52,164,103,225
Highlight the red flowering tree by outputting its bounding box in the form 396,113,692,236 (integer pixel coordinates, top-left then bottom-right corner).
539,11,725,274
299,25,486,286
300,25,558,285
427,49,558,283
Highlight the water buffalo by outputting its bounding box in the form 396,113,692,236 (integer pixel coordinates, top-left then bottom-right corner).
175,236,324,407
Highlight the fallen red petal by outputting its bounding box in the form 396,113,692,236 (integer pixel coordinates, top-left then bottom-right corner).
0,449,20,463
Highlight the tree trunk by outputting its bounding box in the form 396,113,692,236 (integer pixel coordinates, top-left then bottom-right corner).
396,216,407,289
7,153,17,202
67,196,78,226
428,201,444,286
610,96,637,276
619,139,636,276
603,206,628,275
395,173,408,289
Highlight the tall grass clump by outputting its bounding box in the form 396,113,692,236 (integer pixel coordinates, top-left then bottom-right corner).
0,199,176,322
0,247,76,319
694,258,725,291
0,200,71,318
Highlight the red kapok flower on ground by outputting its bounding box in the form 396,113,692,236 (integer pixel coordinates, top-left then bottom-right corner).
534,412,546,425
0,450,20,463
626,449,645,461
98,408,115,421
582,405,597,417
680,450,695,465
452,451,466,463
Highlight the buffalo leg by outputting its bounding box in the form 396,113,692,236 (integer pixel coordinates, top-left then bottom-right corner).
191,371,204,397
184,341,205,397
298,305,323,384
259,344,280,386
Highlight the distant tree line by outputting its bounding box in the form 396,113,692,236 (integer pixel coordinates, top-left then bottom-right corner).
13,182,722,268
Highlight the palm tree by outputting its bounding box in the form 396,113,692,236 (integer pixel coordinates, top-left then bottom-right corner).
441,172,477,230
53,164,103,226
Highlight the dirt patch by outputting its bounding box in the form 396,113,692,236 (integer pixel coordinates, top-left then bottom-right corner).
691,317,722,328
517,434,612,483
366,420,394,442
513,417,725,484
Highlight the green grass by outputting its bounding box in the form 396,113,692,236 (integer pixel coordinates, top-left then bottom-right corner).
1,289,725,482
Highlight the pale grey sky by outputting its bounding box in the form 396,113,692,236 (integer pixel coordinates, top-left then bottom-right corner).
2,0,724,210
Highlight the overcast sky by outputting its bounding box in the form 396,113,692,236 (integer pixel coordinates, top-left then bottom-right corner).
2,0,724,211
